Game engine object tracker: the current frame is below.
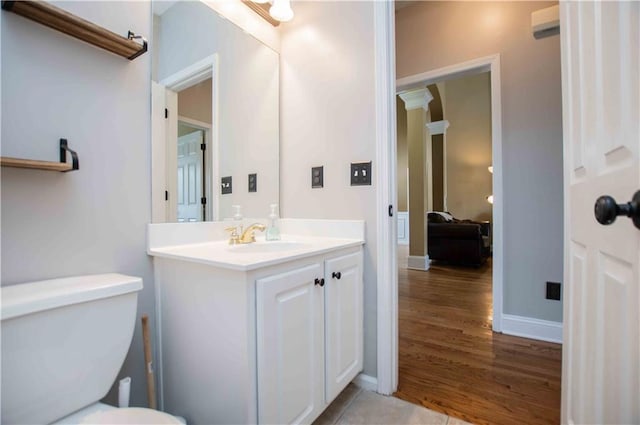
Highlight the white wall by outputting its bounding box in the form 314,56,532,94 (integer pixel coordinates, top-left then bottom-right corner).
396,1,564,322
1,0,153,407
156,1,279,219
280,1,378,376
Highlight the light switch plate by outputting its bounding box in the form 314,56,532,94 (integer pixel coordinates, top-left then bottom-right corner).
351,161,372,186
248,173,257,192
221,176,232,194
312,166,323,188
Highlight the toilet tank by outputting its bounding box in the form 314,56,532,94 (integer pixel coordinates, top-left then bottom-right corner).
1,274,143,425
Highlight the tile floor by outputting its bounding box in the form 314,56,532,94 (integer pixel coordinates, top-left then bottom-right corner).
313,384,474,425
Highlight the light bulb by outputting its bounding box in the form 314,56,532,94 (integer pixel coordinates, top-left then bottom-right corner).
488,165,493,173
270,0,293,22
487,195,494,204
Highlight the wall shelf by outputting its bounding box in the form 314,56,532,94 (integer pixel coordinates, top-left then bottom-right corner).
1,0,147,60
1,139,79,172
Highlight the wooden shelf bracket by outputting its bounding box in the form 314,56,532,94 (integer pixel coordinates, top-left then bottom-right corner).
1,139,79,172
59,138,79,172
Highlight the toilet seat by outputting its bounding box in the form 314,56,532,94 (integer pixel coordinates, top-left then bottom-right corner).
80,407,183,424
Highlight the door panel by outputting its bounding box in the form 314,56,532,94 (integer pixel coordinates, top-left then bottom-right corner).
561,2,640,424
257,264,324,425
177,130,203,222
325,252,363,402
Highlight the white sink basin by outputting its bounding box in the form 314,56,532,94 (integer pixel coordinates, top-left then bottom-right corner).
226,241,309,253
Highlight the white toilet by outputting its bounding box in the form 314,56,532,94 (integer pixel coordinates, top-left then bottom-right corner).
1,273,183,424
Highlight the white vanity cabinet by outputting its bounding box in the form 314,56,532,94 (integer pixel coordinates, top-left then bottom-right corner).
256,251,363,425
153,243,363,425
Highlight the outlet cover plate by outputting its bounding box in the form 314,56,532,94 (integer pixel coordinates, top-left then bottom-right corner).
351,161,372,186
248,173,257,192
546,281,561,301
221,176,232,194
312,166,323,188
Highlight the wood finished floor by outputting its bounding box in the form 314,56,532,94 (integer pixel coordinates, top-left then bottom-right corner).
394,246,562,425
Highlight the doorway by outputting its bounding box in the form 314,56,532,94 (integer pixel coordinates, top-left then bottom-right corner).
176,119,209,222
151,55,219,223
396,55,504,331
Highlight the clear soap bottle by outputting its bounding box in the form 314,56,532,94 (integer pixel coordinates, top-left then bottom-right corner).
232,205,243,231
265,204,281,241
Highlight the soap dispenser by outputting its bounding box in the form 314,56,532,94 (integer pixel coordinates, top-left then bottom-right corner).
232,205,243,232
265,204,281,241
232,205,243,221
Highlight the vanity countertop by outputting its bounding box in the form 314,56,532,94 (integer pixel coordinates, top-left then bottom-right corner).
148,235,364,271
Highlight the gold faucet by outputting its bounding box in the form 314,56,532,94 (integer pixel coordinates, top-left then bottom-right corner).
226,223,266,245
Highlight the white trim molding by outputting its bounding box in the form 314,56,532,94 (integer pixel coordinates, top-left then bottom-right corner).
426,120,450,136
502,314,563,344
374,0,398,396
353,374,378,392
160,55,216,92
398,88,433,111
407,255,430,271
397,211,409,245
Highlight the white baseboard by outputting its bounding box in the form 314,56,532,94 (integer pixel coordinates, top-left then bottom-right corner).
407,255,430,271
353,373,378,392
501,314,563,344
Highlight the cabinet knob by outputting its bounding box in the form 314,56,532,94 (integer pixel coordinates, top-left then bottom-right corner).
314,278,325,287
332,271,341,280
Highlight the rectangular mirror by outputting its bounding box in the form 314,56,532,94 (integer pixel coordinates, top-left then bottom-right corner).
151,0,279,222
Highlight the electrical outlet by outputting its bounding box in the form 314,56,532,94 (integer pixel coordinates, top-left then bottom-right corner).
312,166,323,188
546,281,561,301
221,176,232,194
248,173,257,193
351,161,372,186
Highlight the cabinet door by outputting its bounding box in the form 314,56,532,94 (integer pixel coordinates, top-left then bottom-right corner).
324,251,363,402
256,263,324,425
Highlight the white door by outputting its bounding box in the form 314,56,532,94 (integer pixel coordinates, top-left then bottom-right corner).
324,252,363,403
256,264,325,425
561,2,639,424
177,130,204,222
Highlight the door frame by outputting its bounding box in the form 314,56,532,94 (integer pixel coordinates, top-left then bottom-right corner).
373,0,399,395
396,54,504,332
154,54,220,221
376,48,504,394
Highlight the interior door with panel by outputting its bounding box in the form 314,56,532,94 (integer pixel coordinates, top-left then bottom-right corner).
256,264,325,425
561,2,639,424
177,130,204,222
324,251,363,402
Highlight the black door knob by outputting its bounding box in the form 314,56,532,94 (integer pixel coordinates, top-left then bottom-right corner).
332,271,341,280
314,278,325,287
594,191,640,229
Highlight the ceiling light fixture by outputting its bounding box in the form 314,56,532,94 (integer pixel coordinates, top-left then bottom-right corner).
269,0,294,22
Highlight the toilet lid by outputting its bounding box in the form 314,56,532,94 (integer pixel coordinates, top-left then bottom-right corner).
80,407,182,424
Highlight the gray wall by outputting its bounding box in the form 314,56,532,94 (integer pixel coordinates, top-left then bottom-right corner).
396,1,564,322
1,1,153,406
280,1,378,376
